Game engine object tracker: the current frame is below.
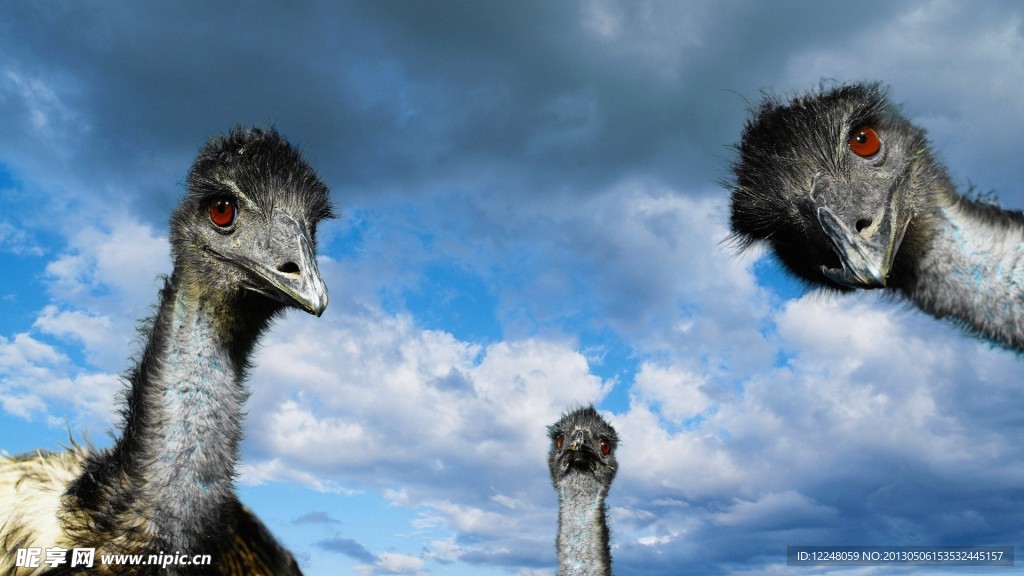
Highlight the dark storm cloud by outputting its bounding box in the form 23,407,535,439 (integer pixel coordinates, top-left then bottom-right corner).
2,2,378,220
4,0,1019,240
0,0,927,214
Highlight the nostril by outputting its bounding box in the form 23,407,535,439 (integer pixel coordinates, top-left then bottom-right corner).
278,262,300,275
855,218,872,233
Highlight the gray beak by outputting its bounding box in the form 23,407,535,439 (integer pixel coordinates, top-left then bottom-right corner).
567,429,588,452
814,171,912,289
235,212,329,316
559,429,598,473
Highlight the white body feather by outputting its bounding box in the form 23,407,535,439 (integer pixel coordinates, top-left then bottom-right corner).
0,448,84,575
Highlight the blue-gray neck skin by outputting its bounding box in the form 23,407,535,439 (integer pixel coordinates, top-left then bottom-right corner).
557,474,612,576
903,197,1024,351
66,268,278,560
138,281,248,549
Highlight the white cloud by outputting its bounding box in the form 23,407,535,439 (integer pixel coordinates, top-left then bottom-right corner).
0,332,121,425
711,490,839,529
0,220,44,256
631,362,712,422
235,297,612,569
0,214,170,429
33,305,114,360
44,218,169,315
613,400,743,497
249,302,610,472
416,182,776,379
353,552,424,576
420,500,522,537
236,458,359,495
0,389,47,421
636,534,674,546
0,332,66,371
423,537,461,564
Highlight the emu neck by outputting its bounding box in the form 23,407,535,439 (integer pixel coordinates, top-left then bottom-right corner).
109,270,271,551
903,198,1024,351
557,474,612,576
143,281,244,544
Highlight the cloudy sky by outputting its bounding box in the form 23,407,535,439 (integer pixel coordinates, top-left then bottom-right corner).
2,1,1024,575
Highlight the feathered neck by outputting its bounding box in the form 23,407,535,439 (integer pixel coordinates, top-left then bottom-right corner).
556,473,612,576
900,191,1024,351
66,266,279,554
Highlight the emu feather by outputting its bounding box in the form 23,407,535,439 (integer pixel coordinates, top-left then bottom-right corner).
547,406,619,576
1,126,333,575
729,83,1024,351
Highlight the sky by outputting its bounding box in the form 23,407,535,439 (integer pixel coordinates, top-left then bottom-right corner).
1,1,1024,575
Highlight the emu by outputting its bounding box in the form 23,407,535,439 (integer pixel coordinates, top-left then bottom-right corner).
730,83,1024,351
1,126,334,575
547,406,619,576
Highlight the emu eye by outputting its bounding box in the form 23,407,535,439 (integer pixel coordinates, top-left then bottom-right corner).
209,198,236,228
600,439,611,456
849,126,881,158
556,435,565,450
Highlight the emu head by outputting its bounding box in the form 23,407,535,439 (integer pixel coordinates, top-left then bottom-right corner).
169,126,335,316
729,83,939,290
547,406,619,490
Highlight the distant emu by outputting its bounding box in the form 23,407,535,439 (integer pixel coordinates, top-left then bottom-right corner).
1,126,334,575
730,82,1024,351
548,406,619,576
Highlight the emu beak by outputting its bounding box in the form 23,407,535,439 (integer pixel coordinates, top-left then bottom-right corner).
567,430,588,452
814,171,912,289
232,212,329,316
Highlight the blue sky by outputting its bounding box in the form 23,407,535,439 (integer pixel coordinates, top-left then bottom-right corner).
2,1,1024,574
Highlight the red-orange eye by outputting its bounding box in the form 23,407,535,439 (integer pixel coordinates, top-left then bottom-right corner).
209,198,236,228
556,435,565,450
600,439,611,456
849,126,881,158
